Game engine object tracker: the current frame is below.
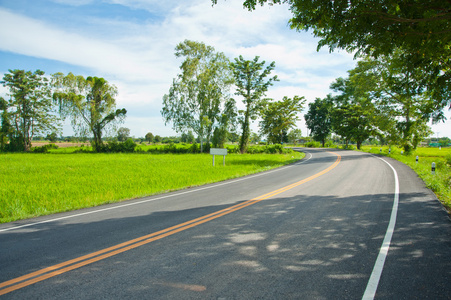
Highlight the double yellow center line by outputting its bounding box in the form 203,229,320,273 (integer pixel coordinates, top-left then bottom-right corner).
0,151,341,296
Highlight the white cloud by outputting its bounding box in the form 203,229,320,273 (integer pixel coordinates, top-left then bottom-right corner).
0,9,159,81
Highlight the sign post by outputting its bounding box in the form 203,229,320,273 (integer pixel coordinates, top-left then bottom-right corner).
210,148,227,166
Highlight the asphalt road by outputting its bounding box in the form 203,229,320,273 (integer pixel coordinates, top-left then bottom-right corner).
1,148,450,299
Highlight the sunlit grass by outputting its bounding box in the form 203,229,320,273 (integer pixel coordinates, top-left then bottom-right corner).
360,146,451,212
0,152,303,223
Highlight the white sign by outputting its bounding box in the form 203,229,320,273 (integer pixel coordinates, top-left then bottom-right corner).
210,148,227,166
210,148,228,156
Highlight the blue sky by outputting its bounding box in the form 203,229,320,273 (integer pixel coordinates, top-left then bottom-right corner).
0,0,449,138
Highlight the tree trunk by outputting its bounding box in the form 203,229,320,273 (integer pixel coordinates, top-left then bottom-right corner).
92,125,102,152
240,108,250,153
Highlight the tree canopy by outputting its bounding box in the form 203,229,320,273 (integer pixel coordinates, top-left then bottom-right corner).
1,69,60,152
222,0,451,57
52,73,126,152
259,96,305,144
231,55,278,153
346,53,434,151
213,0,451,113
161,40,234,152
304,96,333,147
117,127,130,142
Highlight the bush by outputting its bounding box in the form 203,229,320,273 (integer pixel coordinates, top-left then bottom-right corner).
246,144,291,154
304,141,321,148
139,143,293,155
226,145,240,154
31,144,59,153
99,139,137,153
325,141,337,148
190,143,200,153
122,138,137,152
445,154,451,167
341,145,355,150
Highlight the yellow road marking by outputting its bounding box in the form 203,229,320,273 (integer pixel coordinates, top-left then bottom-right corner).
0,151,341,296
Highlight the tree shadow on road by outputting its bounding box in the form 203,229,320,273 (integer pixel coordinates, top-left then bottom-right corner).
2,186,450,299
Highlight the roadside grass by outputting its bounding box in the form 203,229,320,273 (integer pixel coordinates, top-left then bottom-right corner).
360,146,451,213
0,151,303,223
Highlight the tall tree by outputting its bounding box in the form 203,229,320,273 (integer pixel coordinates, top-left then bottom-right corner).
1,69,60,152
117,127,130,142
330,104,373,150
52,73,126,152
181,131,195,143
304,96,333,147
259,96,305,144
212,98,237,148
215,0,451,113
329,74,376,149
351,54,433,151
231,55,278,153
161,40,234,152
0,97,11,151
287,128,302,144
145,132,154,144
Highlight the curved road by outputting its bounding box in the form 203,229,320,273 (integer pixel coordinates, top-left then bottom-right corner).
1,148,450,299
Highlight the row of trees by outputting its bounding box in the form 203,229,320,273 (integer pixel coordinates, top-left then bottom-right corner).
305,49,438,151
218,0,450,151
161,40,306,153
0,70,126,152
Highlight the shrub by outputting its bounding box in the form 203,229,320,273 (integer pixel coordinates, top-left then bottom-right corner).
31,144,59,153
99,139,137,153
122,138,137,153
226,145,240,154
341,145,355,150
325,141,337,148
245,144,291,154
190,143,200,153
304,141,321,148
445,154,451,167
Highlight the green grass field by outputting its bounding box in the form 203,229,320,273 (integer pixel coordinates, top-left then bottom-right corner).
0,151,303,223
360,146,451,212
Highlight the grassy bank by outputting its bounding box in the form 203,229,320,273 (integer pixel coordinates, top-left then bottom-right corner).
0,151,303,223
360,146,451,213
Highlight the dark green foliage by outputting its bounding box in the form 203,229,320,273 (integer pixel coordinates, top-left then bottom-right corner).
1,69,60,152
117,127,130,142
259,96,305,144
231,55,278,153
139,143,292,155
304,97,333,147
145,132,154,143
180,131,195,143
445,154,451,167
99,138,137,153
53,73,126,153
31,143,59,153
212,127,227,148
46,132,58,142
215,0,451,114
154,135,162,143
242,144,291,154
145,143,201,154
161,40,234,153
304,141,321,148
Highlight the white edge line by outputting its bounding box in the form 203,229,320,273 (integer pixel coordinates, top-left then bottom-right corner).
362,156,400,300
0,151,313,233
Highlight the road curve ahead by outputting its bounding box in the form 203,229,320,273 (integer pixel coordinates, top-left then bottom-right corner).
1,148,450,299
